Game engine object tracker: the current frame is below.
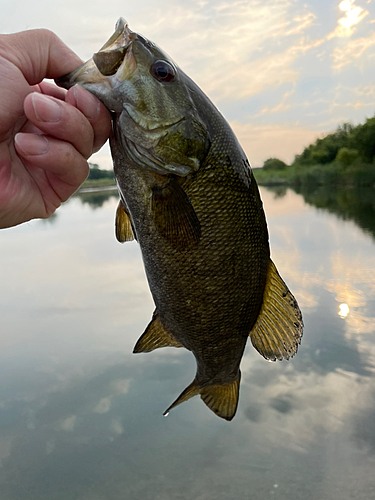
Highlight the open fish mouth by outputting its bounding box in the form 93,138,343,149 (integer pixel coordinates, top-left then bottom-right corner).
56,18,135,90
57,18,185,130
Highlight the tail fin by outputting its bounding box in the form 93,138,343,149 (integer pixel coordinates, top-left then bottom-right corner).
163,373,241,421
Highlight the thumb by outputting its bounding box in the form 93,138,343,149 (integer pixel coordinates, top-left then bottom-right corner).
0,29,83,85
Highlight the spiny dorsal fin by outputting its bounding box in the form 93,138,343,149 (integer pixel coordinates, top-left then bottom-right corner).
250,259,303,361
163,374,241,421
133,310,183,353
115,200,135,243
151,177,201,250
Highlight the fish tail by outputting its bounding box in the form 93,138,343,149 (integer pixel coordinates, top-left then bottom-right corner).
163,373,241,421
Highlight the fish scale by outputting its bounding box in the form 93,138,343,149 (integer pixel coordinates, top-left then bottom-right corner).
57,18,303,420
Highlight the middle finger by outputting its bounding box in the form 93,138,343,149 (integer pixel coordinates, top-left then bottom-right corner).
23,92,94,159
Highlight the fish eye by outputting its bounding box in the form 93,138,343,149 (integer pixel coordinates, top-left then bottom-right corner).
150,60,175,83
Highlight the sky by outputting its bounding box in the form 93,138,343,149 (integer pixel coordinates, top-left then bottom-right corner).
2,0,375,167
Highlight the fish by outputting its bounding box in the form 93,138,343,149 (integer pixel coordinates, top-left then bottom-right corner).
57,18,303,421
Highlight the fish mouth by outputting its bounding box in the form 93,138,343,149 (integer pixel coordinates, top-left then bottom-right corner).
57,18,185,134
56,18,134,89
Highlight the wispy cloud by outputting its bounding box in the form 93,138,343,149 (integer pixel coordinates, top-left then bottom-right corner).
332,31,375,68
136,0,317,102
3,0,375,163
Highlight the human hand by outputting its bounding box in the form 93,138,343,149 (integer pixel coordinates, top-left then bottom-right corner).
0,29,111,229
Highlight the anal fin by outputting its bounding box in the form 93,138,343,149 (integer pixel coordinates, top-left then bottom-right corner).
250,259,303,361
115,200,135,243
163,373,241,421
133,310,183,353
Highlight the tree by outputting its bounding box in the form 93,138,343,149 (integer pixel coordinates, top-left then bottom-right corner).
336,147,359,167
292,122,353,167
349,116,375,163
262,158,288,170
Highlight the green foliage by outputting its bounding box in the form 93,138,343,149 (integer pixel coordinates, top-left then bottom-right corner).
336,147,359,166
262,158,288,170
253,116,375,188
87,166,115,180
293,122,354,167
348,117,375,162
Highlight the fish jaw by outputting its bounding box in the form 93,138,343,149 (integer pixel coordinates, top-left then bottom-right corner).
56,18,136,113
57,19,210,177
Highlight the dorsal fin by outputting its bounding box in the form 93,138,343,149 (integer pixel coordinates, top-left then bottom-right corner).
133,310,183,353
163,373,241,421
115,200,135,243
250,259,303,361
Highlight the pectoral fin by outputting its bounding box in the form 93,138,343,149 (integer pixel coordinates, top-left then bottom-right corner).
163,373,241,421
115,200,135,243
250,259,303,361
133,310,183,353
151,177,201,249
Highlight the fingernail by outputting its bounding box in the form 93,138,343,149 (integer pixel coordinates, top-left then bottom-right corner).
31,93,62,122
15,133,50,155
73,85,100,119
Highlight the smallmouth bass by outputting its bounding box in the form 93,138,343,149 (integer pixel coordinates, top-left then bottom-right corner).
58,19,303,421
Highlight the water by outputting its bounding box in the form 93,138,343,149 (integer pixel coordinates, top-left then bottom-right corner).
0,186,374,500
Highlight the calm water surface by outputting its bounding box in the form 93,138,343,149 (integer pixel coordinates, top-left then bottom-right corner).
0,186,375,500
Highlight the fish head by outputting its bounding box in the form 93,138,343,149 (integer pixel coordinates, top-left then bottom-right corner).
57,18,210,177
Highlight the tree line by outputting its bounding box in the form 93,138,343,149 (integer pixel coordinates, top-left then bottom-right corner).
87,163,115,180
257,115,375,187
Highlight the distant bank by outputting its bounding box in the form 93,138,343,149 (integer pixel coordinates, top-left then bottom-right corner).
253,162,375,189
79,164,117,191
253,117,375,189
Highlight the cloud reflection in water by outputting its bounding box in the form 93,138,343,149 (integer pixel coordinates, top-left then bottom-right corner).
0,187,374,499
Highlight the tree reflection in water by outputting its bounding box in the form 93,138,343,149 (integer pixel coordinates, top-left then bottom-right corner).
0,185,374,500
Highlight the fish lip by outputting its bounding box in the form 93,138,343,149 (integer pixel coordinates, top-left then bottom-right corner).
122,103,185,133
98,17,132,51
56,18,133,89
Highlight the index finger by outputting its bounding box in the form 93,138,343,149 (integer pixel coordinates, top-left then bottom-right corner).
1,29,83,84
66,84,112,154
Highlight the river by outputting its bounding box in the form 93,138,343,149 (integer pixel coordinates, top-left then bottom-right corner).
0,186,374,499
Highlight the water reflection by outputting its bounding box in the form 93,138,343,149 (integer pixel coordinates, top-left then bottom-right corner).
293,185,375,241
0,186,374,499
338,303,350,318
76,187,118,209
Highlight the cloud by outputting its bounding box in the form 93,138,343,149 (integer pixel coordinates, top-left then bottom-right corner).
134,0,318,102
60,415,77,432
94,397,113,414
332,31,375,69
242,363,375,452
328,0,369,39
94,379,131,413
